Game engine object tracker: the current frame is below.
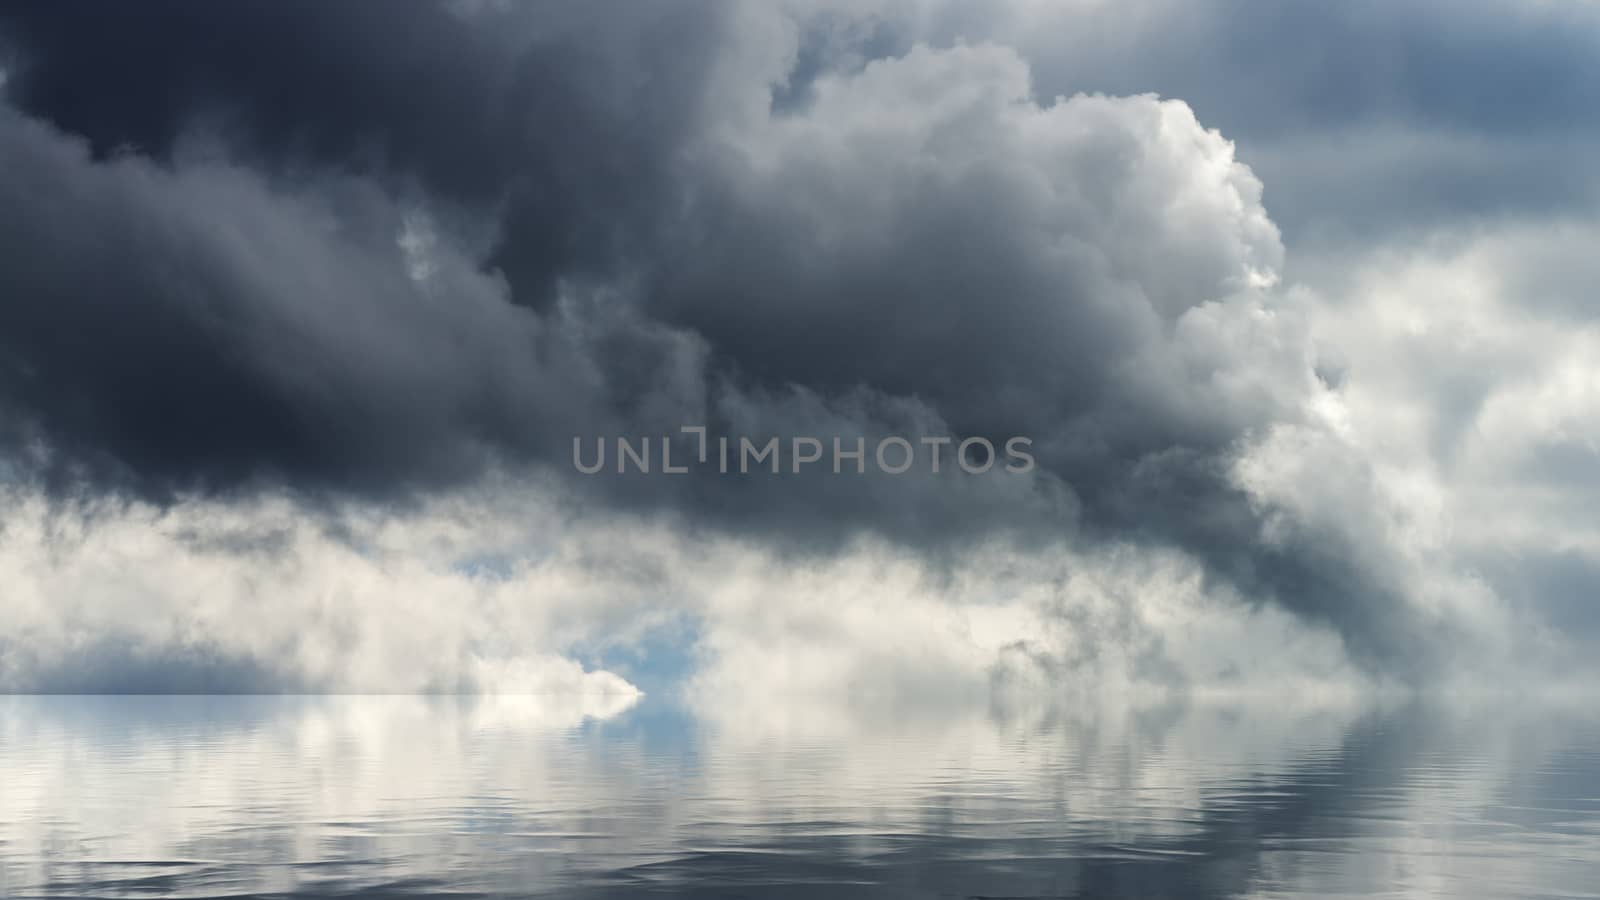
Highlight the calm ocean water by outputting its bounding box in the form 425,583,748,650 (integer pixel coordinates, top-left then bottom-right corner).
0,694,1596,899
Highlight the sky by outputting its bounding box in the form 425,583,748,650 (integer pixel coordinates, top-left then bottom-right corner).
0,0,1597,700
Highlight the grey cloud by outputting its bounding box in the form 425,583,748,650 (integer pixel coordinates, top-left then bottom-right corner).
0,81,1069,555
0,635,307,694
0,103,668,497
0,0,739,309
0,0,1519,679
888,0,1600,247
635,45,1428,665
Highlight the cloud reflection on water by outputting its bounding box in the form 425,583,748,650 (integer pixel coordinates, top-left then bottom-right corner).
0,694,1596,898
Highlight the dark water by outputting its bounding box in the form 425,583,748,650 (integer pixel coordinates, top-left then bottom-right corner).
1,695,1597,899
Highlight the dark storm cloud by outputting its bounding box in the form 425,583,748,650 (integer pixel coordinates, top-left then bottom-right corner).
0,0,747,498
632,45,1436,667
0,0,728,307
0,1,1464,672
0,99,737,501
0,67,1056,555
